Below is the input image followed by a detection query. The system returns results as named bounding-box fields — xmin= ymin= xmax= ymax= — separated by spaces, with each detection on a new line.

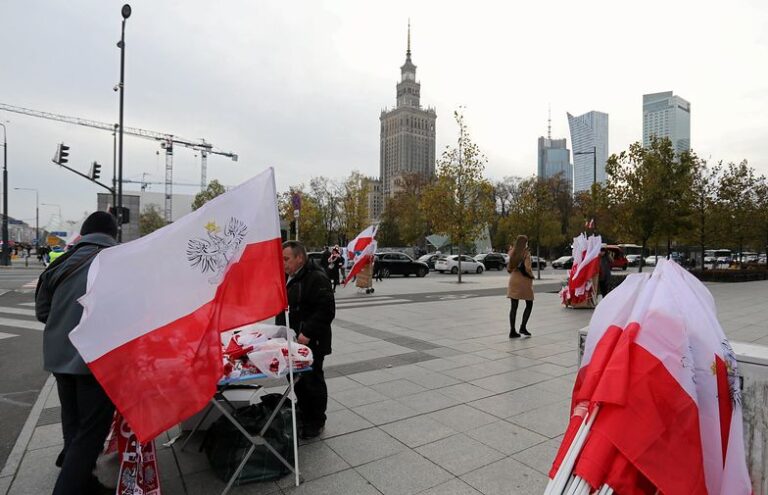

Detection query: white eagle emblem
xmin=186 ymin=217 xmax=248 ymax=283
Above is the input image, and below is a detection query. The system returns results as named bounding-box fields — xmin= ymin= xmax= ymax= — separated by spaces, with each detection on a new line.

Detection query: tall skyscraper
xmin=537 ymin=137 xmax=572 ymax=185
xmin=567 ymin=111 xmax=609 ymax=194
xmin=379 ymin=23 xmax=436 ymax=198
xmin=643 ymin=91 xmax=691 ymax=154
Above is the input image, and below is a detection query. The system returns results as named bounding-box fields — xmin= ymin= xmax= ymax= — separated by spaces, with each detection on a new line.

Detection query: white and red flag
xmin=549 ymin=260 xmax=751 ymax=494
xmin=343 ymin=225 xmax=377 ymax=285
xmin=560 ymin=234 xmax=601 ymax=306
xmin=70 ymin=168 xmax=287 ymax=442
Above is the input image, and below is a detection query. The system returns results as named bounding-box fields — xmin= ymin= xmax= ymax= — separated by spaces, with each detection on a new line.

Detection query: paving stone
xmin=415 ymin=358 xmax=463 ymax=372
xmin=356 ymin=450 xmax=453 ymax=495
xmin=352 ymin=399 xmax=420 ymax=425
xmin=405 ymin=371 xmax=461 ymax=389
xmin=325 ymin=427 xmax=406 ymax=466
xmin=346 ymin=369 xmax=399 ymax=386
xmin=469 ymin=387 xmax=562 ymax=419
xmin=461 ymin=457 xmax=548 ymax=495
xmin=321 ymin=409 xmax=374 ymax=438
xmin=508 ymin=400 xmax=571 ymax=438
xmin=436 ymin=383 xmax=497 ymax=402
xmin=380 ymin=415 xmax=457 ymax=448
xmin=512 ymin=437 xmax=562 ymax=475
xmin=183 ymin=470 xmax=281 ymax=494
xmin=332 ymin=387 xmax=390 ymax=408
xmin=370 ymin=379 xmax=429 ymax=398
xmin=469 ymin=372 xmax=526 ymax=394
xmin=27 ymin=423 xmax=63 ymax=451
xmin=465 ymin=420 xmax=549 ymax=455
xmin=415 ymin=478 xmax=483 ymax=495
xmin=8 ymin=445 xmax=59 ymax=495
xmin=426 ymin=404 xmax=498 ymax=432
xmin=281 ymin=468 xmax=381 ymax=495
xmin=326 ymin=376 xmax=365 ymax=393
xmin=395 ymin=390 xmax=461 ymax=414
xmin=415 ymin=433 xmax=505 ymax=476
xmin=277 ymin=441 xmax=350 ymax=487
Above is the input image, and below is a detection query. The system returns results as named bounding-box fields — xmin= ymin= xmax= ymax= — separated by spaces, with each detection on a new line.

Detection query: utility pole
xmin=0 ymin=122 xmax=8 ymax=266
xmin=117 ymin=4 xmax=131 ymax=241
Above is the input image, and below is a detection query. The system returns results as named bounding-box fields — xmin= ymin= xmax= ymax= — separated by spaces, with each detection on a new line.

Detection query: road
xmin=0 ymin=268 xmax=47 ymax=471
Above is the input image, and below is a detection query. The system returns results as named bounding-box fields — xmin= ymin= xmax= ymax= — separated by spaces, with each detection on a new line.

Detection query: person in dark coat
xmin=35 ymin=211 xmax=119 ymax=495
xmin=327 ymin=246 xmax=344 ymax=292
xmin=598 ymin=246 xmax=613 ymax=299
xmin=276 ymin=240 xmax=335 ymax=439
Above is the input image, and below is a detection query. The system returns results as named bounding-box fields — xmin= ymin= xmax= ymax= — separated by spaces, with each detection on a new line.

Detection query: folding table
xmin=181 ymin=366 xmax=310 ymax=494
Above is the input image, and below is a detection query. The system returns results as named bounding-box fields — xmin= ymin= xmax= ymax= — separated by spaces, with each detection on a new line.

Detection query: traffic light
xmin=53 ymin=143 xmax=70 ymax=165
xmin=90 ymin=161 xmax=102 ymax=180
xmin=109 ymin=206 xmax=130 ymax=224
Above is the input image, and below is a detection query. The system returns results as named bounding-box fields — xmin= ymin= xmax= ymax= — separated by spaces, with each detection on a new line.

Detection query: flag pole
xmin=285 ymin=323 xmax=300 ymax=487
xmin=545 ymin=404 xmax=600 ymax=495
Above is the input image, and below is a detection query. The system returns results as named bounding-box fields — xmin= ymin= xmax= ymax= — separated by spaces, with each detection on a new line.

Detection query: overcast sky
xmin=2 ymin=0 xmax=767 ymax=229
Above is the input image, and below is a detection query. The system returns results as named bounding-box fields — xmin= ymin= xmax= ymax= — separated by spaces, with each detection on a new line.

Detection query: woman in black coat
xmin=327 ymin=246 xmax=345 ymax=292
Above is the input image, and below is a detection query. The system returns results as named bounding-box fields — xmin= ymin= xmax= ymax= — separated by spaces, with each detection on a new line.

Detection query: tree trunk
xmin=536 ymin=242 xmax=541 ymax=280
xmin=457 ymin=242 xmax=463 ymax=283
xmin=667 ymin=236 xmax=671 ymax=260
xmin=639 ymin=239 xmax=647 ymax=273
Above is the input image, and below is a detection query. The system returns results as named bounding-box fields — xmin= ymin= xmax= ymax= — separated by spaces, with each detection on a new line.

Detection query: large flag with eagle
xmin=344 ymin=225 xmax=377 ymax=285
xmin=70 ymin=168 xmax=287 ymax=442
xmin=546 ymin=259 xmax=751 ymax=494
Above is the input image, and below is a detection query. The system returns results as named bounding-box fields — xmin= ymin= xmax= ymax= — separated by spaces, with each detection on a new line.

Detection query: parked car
xmin=605 ymin=245 xmax=628 ymax=270
xmin=417 ymin=253 xmax=444 ymax=270
xmin=552 ymin=256 xmax=573 ymax=269
xmin=644 ymin=255 xmax=659 ymax=267
xmin=374 ymin=252 xmax=429 ymax=277
xmin=530 ymin=256 xmax=547 ymax=269
xmin=626 ymin=254 xmax=642 ymax=267
xmin=474 ymin=253 xmax=507 ymax=270
xmin=435 ymin=255 xmax=485 ymax=274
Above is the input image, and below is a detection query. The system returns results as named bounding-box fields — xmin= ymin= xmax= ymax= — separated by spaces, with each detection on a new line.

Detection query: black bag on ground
xmin=203 ymin=393 xmax=294 ymax=484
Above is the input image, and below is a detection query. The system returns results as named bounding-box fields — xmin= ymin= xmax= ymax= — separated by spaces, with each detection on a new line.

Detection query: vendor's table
xmin=181 ymin=368 xmax=311 ymax=494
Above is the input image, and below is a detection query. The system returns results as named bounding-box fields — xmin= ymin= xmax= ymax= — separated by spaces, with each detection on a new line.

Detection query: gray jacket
xmin=35 ymin=233 xmax=117 ymax=374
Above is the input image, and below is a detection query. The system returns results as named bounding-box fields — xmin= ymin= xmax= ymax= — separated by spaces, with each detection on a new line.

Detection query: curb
xmin=0 ymin=374 xmax=55 ymax=494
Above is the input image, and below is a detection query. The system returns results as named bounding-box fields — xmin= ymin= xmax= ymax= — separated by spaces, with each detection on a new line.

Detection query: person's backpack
xmin=203 ymin=393 xmax=294 ymax=484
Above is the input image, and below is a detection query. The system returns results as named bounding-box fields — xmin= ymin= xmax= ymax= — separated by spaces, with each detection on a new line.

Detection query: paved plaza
xmin=3 ymin=270 xmax=767 ymax=494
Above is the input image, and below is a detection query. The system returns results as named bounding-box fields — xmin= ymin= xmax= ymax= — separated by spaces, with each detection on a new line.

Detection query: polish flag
xmin=343 ymin=225 xmax=377 ymax=285
xmin=70 ymin=168 xmax=287 ymax=442
xmin=562 ymin=234 xmax=601 ymax=305
xmin=550 ymin=260 xmax=751 ymax=494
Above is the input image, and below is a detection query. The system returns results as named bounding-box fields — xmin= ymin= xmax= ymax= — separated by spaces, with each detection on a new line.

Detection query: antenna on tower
xmin=407 ymin=18 xmax=411 ymax=58
xmin=547 ymin=103 xmax=552 ymax=140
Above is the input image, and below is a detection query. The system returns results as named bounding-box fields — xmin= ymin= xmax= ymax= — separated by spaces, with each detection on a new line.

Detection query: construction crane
xmin=0 ymin=103 xmax=238 ymax=222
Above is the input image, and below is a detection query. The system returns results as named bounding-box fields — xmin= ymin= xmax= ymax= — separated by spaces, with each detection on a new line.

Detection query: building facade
xmin=537 ymin=137 xmax=572 ymax=185
xmin=379 ymin=25 xmax=436 ymax=199
xmin=643 ymin=91 xmax=691 ymax=155
xmin=567 ymin=111 xmax=609 ymax=194
xmin=364 ymin=177 xmax=383 ymax=222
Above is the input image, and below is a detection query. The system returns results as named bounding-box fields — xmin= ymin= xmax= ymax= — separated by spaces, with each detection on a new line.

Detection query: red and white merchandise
xmin=221 ymin=324 xmax=313 ymax=379
xmin=344 ymin=225 xmax=377 ymax=285
xmin=70 ymin=168 xmax=287 ymax=443
xmin=560 ymin=234 xmax=601 ymax=308
xmin=112 ymin=413 xmax=161 ymax=495
xmin=547 ymin=260 xmax=752 ymax=495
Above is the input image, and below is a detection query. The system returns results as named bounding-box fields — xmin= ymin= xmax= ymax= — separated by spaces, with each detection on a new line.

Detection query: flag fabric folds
xmin=343 ymin=225 xmax=377 ymax=285
xmin=560 ymin=234 xmax=601 ymax=307
xmin=549 ymin=259 xmax=752 ymax=494
xmin=70 ymin=168 xmax=287 ymax=442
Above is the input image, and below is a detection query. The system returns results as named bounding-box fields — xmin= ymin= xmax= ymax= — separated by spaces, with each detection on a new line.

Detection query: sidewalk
xmin=3 ymin=277 xmax=767 ymax=494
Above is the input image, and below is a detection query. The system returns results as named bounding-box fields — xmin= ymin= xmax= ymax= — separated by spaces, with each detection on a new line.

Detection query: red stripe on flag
xmin=715 ymin=355 xmax=733 ymax=467
xmin=88 ymin=238 xmax=286 ymax=442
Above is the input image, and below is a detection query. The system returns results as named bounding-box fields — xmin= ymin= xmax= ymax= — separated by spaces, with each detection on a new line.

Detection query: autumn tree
xmin=421 ymin=111 xmax=494 ymax=282
xmin=686 ymin=160 xmax=721 ymax=268
xmin=139 ymin=204 xmax=166 ymax=236
xmin=605 ymin=138 xmax=688 ymax=272
xmin=192 ymin=180 xmax=226 ymax=210
xmin=278 ymin=187 xmax=326 ymax=249
xmin=754 ymin=175 xmax=768 ymax=256
xmin=338 ymin=171 xmax=370 ymax=243
xmin=716 ymin=160 xmax=758 ymax=261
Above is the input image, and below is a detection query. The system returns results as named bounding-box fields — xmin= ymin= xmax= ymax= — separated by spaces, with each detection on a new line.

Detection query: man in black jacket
xmin=36 ymin=211 xmax=118 ymax=495
xmin=276 ymin=241 xmax=335 ymax=439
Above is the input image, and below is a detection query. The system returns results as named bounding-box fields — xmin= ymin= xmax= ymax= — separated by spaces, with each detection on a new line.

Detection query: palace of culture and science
xmin=367 ymin=24 xmax=436 ymax=221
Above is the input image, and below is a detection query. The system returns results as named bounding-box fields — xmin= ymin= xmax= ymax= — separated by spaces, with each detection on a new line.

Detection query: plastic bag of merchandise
xmin=247 ymin=339 xmax=313 ymax=378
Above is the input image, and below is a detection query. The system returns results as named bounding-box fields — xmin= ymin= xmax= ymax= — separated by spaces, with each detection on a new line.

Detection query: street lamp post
xmin=0 ymin=122 xmax=8 ymax=266
xmin=116 ymin=4 xmax=131 ymax=243
xmin=14 ymin=187 xmax=38 ymax=250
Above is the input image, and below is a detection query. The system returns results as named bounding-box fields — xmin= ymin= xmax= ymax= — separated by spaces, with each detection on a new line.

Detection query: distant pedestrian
xmin=35 ymin=211 xmax=119 ymax=495
xmin=327 ymin=246 xmax=344 ymax=292
xmin=598 ymin=245 xmax=612 ymax=299
xmin=507 ymin=235 xmax=535 ymax=339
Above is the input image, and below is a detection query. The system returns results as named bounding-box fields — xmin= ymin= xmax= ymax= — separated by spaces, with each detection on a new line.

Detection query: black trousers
xmin=509 ymin=299 xmax=533 ymax=331
xmin=294 ymin=354 xmax=327 ymax=427
xmin=53 ymin=373 xmax=115 ymax=495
